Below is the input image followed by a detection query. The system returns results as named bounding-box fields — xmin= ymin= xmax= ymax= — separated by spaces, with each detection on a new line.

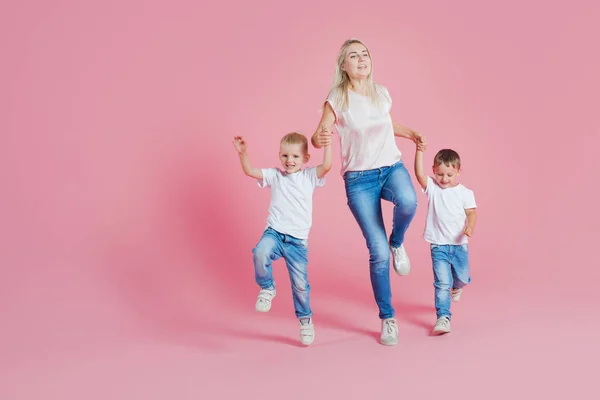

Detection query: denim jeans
xmin=252 ymin=227 xmax=311 ymax=318
xmin=344 ymin=160 xmax=418 ymax=319
xmin=431 ymin=244 xmax=470 ymax=319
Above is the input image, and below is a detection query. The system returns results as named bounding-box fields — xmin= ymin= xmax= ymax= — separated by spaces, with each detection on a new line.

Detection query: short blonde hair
xmin=280 ymin=132 xmax=308 ymax=154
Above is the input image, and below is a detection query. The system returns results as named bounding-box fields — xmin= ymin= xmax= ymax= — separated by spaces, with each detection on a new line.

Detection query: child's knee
xmin=292 ymin=280 xmax=310 ymax=293
xmin=252 ymin=246 xmax=271 ymax=264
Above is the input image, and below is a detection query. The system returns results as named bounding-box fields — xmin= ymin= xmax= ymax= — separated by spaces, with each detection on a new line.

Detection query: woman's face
xmin=342 ymin=42 xmax=371 ymax=79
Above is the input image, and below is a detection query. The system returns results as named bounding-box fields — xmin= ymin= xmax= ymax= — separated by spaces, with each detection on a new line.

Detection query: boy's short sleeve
xmin=463 ymin=188 xmax=477 ymax=209
xmin=308 ymin=167 xmax=326 ymax=188
xmin=257 ymin=168 xmax=277 ymax=188
xmin=423 ymin=176 xmax=434 ymax=195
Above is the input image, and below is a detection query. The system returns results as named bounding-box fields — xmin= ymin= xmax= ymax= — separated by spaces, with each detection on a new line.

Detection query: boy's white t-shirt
xmin=257 ymin=167 xmax=325 ymax=240
xmin=423 ymin=176 xmax=477 ymax=245
xmin=326 ymin=85 xmax=402 ymax=175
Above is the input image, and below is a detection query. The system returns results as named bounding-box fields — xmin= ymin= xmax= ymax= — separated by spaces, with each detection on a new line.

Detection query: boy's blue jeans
xmin=344 ymin=160 xmax=418 ymax=320
xmin=431 ymin=244 xmax=471 ymax=319
xmin=252 ymin=227 xmax=311 ymax=319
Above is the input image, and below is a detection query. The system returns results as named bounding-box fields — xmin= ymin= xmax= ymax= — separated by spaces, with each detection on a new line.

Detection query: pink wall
xmin=2 ymin=0 xmax=598 ymax=398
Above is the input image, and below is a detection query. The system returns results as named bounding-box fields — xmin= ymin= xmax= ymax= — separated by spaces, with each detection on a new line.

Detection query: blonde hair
xmin=327 ymin=38 xmax=382 ymax=111
xmin=280 ymin=132 xmax=308 ymax=154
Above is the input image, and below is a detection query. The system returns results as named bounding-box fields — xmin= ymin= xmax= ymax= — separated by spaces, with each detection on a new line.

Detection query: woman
xmin=311 ymin=38 xmax=426 ymax=346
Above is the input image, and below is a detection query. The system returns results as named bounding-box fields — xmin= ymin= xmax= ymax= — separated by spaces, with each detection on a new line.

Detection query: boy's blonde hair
xmin=433 ymin=149 xmax=461 ymax=170
xmin=280 ymin=132 xmax=308 ymax=154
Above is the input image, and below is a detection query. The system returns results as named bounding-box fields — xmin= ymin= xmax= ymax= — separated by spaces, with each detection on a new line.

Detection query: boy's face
xmin=279 ymin=143 xmax=309 ymax=174
xmin=432 ymin=162 xmax=460 ymax=188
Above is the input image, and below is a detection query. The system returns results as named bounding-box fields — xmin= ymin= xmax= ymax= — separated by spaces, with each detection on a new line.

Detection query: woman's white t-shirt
xmin=326 ymin=85 xmax=402 ymax=175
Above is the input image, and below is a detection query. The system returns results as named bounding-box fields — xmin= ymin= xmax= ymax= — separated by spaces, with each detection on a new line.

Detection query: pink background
xmin=1 ymin=0 xmax=598 ymax=398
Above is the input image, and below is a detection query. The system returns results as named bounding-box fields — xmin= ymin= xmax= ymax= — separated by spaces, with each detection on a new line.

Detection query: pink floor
xmin=1 ymin=218 xmax=596 ymax=399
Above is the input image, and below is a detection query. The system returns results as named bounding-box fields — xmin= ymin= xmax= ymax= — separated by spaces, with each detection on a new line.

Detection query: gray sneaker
xmin=432 ymin=317 xmax=451 ymax=335
xmin=380 ymin=318 xmax=399 ymax=345
xmin=255 ymin=288 xmax=276 ymax=312
xmin=390 ymin=244 xmax=410 ymax=276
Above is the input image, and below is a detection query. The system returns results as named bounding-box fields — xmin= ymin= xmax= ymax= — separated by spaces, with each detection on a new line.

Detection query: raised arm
xmin=414 ymin=143 xmax=428 ymax=190
xmin=311 ymin=102 xmax=335 ymax=149
xmin=316 ymin=144 xmax=332 ymax=179
xmin=232 ymin=136 xmax=263 ymax=180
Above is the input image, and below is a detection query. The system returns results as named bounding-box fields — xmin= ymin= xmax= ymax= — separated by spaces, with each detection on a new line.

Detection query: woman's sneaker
xmin=390 ymin=244 xmax=410 ymax=275
xmin=255 ymin=288 xmax=276 ymax=312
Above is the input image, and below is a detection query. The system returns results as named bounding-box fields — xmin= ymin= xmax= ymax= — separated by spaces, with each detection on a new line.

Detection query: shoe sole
xmin=393 ymin=267 xmax=410 ymax=276
xmin=380 ymin=338 xmax=398 ymax=346
xmin=432 ymin=328 xmax=451 ymax=335
xmin=301 ymin=332 xmax=315 ymax=346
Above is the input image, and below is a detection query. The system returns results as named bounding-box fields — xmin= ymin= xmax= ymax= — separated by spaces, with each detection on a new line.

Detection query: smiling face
xmin=432 ymin=162 xmax=460 ymax=188
xmin=279 ymin=143 xmax=308 ymax=174
xmin=341 ymin=42 xmax=372 ymax=80
xmin=432 ymin=149 xmax=462 ymax=188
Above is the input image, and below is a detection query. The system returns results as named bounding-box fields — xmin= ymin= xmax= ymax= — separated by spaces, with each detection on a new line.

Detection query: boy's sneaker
xmin=451 ymin=288 xmax=463 ymax=302
xmin=380 ymin=318 xmax=399 ymax=346
xmin=299 ymin=318 xmax=315 ymax=346
xmin=255 ymin=288 xmax=276 ymax=312
xmin=432 ymin=317 xmax=451 ymax=335
xmin=390 ymin=244 xmax=410 ymax=276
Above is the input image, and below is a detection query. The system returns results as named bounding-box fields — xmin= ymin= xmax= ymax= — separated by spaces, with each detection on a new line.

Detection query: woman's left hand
xmin=412 ymin=131 xmax=427 ymax=149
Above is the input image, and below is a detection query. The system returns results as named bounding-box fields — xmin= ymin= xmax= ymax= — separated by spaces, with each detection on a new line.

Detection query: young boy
xmin=232 ymin=132 xmax=332 ymax=345
xmin=414 ymin=144 xmax=477 ymax=335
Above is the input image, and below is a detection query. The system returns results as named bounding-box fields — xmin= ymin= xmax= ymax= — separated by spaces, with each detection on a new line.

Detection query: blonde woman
xmin=311 ymin=39 xmax=426 ymax=346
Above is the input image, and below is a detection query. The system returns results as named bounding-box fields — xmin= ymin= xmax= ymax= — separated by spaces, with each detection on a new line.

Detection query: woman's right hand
xmin=315 ymin=125 xmax=333 ymax=147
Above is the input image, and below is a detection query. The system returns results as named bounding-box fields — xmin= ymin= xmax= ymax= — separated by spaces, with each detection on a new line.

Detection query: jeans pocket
xmin=343 ymin=171 xmax=362 ymax=183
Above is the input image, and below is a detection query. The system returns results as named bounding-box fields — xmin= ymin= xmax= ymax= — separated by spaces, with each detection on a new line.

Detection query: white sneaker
xmin=255 ymin=288 xmax=276 ymax=312
xmin=390 ymin=244 xmax=410 ymax=275
xmin=451 ymin=288 xmax=463 ymax=302
xmin=380 ymin=318 xmax=398 ymax=345
xmin=299 ymin=318 xmax=315 ymax=346
xmin=432 ymin=317 xmax=451 ymax=335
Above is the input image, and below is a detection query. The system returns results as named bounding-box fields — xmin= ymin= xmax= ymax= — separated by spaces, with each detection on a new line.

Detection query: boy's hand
xmin=232 ymin=136 xmax=247 ymax=154
xmin=315 ymin=125 xmax=332 ymax=147
xmin=412 ymin=132 xmax=427 ymax=148
xmin=463 ymin=226 xmax=474 ymax=237
xmin=416 ymin=141 xmax=427 ymax=152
